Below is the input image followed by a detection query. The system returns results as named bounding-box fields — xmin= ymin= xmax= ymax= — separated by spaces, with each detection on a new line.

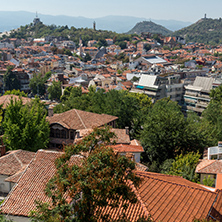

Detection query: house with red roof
xmin=1 ymin=151 xmax=222 ymax=221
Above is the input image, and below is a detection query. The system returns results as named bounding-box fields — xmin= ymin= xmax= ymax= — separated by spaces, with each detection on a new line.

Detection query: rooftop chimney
xmin=0 ymin=137 xmax=6 ymax=157
xmin=125 ymin=126 xmax=129 ymax=135
xmin=76 ymin=130 xmax=80 ymax=138
xmin=48 ymin=105 xmax=54 ymax=117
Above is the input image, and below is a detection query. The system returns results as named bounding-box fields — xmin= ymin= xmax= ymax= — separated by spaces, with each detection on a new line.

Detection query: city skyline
xmin=1 ymin=0 xmax=222 ymax=23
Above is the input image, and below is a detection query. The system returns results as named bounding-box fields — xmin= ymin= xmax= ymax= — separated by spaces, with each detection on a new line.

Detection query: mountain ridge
xmin=173 ymin=17 xmax=222 ymax=44
xmin=127 ymin=21 xmax=172 ymax=36
xmin=0 ymin=11 xmax=191 ymax=33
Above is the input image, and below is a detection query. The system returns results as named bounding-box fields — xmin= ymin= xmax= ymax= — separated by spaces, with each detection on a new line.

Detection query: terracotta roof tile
xmin=110 ymin=144 xmax=144 ymax=153
xmin=0 ymin=150 xmax=83 ymax=217
xmin=0 ymin=150 xmax=35 ymax=176
xmin=196 ymin=160 xmax=222 ymax=174
xmin=47 ymin=109 xmax=118 ymax=130
xmin=0 ymin=95 xmax=32 ymax=109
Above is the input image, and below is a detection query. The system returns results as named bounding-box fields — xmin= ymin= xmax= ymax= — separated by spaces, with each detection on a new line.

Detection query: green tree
xmin=202 ymin=175 xmax=215 ymax=187
xmin=29 ymin=126 xmax=141 ymax=222
xmin=60 ymin=86 xmax=82 ymax=102
xmin=4 ymin=89 xmax=27 ymax=97
xmin=29 ymin=73 xmax=46 ymax=96
xmin=47 ymin=81 xmax=62 ymax=101
xmin=144 ymin=44 xmax=151 ymax=51
xmin=0 ymin=215 xmax=12 ymax=222
xmin=3 ymin=66 xmax=20 ymax=91
xmin=168 ymin=152 xmax=200 ymax=183
xmin=117 ymin=41 xmax=127 ymax=49
xmin=2 ymin=97 xmax=50 ymax=152
xmin=82 ymin=53 xmax=91 ymax=62
xmin=140 ymin=98 xmax=204 ymax=166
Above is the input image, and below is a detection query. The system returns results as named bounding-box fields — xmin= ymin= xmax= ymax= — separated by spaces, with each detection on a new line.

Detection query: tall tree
xmin=47 ymin=80 xmax=62 ymax=101
xmin=29 ymin=73 xmax=46 ymax=96
xmin=30 ymin=127 xmax=141 ymax=222
xmin=3 ymin=66 xmax=20 ymax=91
xmin=168 ymin=152 xmax=201 ymax=183
xmin=140 ymin=98 xmax=205 ymax=166
xmin=2 ymin=97 xmax=50 ymax=152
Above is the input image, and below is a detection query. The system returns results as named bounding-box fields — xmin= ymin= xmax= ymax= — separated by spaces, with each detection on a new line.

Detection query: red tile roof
xmin=0 ymin=150 xmax=35 ymax=176
xmin=0 ymin=95 xmax=32 ymax=109
xmin=47 ymin=109 xmax=118 ymax=130
xmin=98 ymin=171 xmax=219 ymax=221
xmin=196 ymin=159 xmax=222 ymax=174
xmin=0 ymin=150 xmax=83 ymax=217
xmin=1 ymin=151 xmax=221 ymax=221
xmin=110 ymin=144 xmax=144 ymax=153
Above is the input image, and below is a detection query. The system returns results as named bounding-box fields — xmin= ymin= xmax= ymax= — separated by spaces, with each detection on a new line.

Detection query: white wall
xmin=4 ymin=215 xmax=31 ymax=222
xmin=0 ymin=174 xmax=10 ymax=194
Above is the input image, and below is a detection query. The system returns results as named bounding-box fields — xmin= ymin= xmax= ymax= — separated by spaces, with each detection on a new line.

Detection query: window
xmin=56 ymin=129 xmax=60 ymax=138
xmin=50 ymin=129 xmax=55 ymax=137
xmin=61 ymin=130 xmax=66 ymax=139
xmin=70 ymin=131 xmax=74 ymax=140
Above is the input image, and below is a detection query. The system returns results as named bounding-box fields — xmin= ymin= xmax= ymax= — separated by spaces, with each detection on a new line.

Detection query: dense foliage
xmin=3 ymin=66 xmax=20 ymax=91
xmin=6 ymin=23 xmax=135 ymax=47
xmin=173 ymin=18 xmax=222 ymax=44
xmin=55 ymin=87 xmax=152 ymax=136
xmin=4 ymin=89 xmax=27 ymax=97
xmin=127 ymin=21 xmax=172 ymax=36
xmin=140 ymin=98 xmax=205 ymax=167
xmin=30 ymin=126 xmax=142 ymax=222
xmin=29 ymin=71 xmax=51 ymax=96
xmin=2 ymin=97 xmax=50 ymax=152
xmin=167 ymin=152 xmax=201 ymax=183
xmin=47 ymin=80 xmax=62 ymax=101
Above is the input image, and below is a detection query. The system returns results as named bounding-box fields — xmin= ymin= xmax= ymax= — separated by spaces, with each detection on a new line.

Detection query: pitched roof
xmin=110 ymin=144 xmax=144 ymax=153
xmin=0 ymin=95 xmax=32 ymax=109
xmin=98 ymin=171 xmax=219 ymax=221
xmin=0 ymin=150 xmax=83 ymax=217
xmin=135 ymin=171 xmax=217 ymax=222
xmin=1 ymin=154 xmax=220 ymax=221
xmin=47 ymin=109 xmax=118 ymax=130
xmin=0 ymin=150 xmax=35 ymax=176
xmin=196 ymin=159 xmax=222 ymax=174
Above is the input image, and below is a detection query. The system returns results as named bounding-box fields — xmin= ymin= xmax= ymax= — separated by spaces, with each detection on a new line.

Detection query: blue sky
xmin=1 ymin=0 xmax=222 ymax=22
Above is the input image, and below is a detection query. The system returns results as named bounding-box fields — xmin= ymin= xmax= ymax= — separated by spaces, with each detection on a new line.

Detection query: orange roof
xmin=111 ymin=144 xmax=144 ymax=153
xmin=0 ymin=95 xmax=32 ymax=109
xmin=47 ymin=109 xmax=118 ymax=130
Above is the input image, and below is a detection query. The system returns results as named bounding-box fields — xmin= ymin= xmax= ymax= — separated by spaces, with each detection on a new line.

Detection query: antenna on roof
xmin=36 ymin=11 xmax=38 ymax=18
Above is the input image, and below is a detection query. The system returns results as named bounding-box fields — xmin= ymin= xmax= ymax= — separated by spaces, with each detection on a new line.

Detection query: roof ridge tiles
xmin=136 ymin=171 xmax=215 ymax=193
xmin=128 ymin=180 xmax=152 ymax=220
xmin=0 ymin=151 xmax=38 ymax=210
xmin=196 ymin=160 xmax=217 ymax=172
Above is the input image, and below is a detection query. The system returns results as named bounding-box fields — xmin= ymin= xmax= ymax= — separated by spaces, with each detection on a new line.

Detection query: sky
xmin=1 ymin=0 xmax=222 ymax=22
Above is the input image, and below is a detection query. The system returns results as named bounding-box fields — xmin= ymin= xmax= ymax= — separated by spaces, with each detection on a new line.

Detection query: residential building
xmin=2 ymin=153 xmax=222 ymax=222
xmin=47 ymin=109 xmax=118 ymax=149
xmin=131 ymin=74 xmax=184 ymax=104
xmin=0 ymin=150 xmax=35 ymax=195
xmin=183 ymin=76 xmax=221 ymax=114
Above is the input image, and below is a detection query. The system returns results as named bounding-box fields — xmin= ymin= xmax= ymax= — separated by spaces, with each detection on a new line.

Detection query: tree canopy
xmin=30 ymin=126 xmax=142 ymax=222
xmin=3 ymin=66 xmax=20 ymax=91
xmin=54 ymin=88 xmax=152 ymax=136
xmin=2 ymin=97 xmax=50 ymax=152
xmin=140 ymin=98 xmax=205 ymax=166
xmin=47 ymin=80 xmax=62 ymax=101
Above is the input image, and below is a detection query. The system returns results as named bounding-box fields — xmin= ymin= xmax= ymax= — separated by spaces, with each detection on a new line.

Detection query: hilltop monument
xmin=33 ymin=12 xmax=41 ymax=26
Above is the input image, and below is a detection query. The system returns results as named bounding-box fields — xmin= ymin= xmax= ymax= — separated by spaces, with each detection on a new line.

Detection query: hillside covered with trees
xmin=3 ymin=23 xmax=136 ymax=46
xmin=127 ymin=21 xmax=172 ymax=36
xmin=173 ymin=18 xmax=222 ymax=45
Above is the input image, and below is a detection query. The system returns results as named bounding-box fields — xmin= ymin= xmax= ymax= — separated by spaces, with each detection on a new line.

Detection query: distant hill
xmin=127 ymin=21 xmax=172 ymax=36
xmin=173 ymin=18 xmax=222 ymax=44
xmin=0 ymin=11 xmax=191 ymax=33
